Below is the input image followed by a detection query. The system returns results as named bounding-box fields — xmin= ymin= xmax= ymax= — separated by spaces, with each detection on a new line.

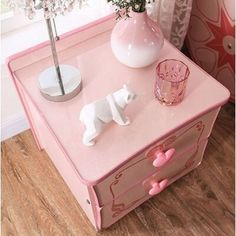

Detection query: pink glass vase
xmin=111 ymin=10 xmax=164 ymax=68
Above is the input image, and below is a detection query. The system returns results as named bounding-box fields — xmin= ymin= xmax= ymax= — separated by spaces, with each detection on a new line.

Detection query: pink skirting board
xmin=7 ymin=14 xmax=230 ymax=230
xmin=186 ymin=0 xmax=235 ymax=102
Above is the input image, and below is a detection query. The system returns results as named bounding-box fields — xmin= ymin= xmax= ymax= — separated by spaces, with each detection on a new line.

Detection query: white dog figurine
xmin=80 ymin=85 xmax=136 ymax=146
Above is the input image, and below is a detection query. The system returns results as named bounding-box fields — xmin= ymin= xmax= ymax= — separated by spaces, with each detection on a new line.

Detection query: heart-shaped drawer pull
xmin=153 ymin=148 xmax=175 ymax=168
xmin=148 ymin=179 xmax=168 ymax=196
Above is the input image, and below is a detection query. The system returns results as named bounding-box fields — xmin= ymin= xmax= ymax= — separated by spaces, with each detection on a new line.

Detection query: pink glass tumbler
xmin=154 ymin=59 xmax=190 ymax=105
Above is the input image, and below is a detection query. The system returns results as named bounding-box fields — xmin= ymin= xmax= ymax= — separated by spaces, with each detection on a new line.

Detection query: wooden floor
xmin=2 ymin=103 xmax=235 ymax=236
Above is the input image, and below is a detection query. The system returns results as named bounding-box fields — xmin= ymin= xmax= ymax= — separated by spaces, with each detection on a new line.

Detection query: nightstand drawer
xmin=94 ymin=109 xmax=218 ymax=206
xmin=100 ymin=139 xmax=208 ymax=228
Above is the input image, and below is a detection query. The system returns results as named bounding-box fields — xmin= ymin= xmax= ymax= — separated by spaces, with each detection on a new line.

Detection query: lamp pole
xmin=46 ymin=17 xmax=65 ymax=95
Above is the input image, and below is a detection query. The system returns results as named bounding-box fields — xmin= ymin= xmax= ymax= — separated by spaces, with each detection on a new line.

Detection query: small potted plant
xmin=109 ymin=0 xmax=164 ymax=68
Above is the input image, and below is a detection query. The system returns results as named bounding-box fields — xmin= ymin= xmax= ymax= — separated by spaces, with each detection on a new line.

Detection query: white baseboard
xmin=1 ymin=113 xmax=29 ymax=141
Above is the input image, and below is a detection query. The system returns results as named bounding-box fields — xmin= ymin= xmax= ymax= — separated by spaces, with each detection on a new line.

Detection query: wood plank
xmin=2 ymin=103 xmax=235 ymax=236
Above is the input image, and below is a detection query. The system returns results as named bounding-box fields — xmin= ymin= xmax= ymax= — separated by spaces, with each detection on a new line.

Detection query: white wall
xmin=2 ymin=65 xmax=23 ymax=118
xmin=1 ymin=64 xmax=29 ymax=141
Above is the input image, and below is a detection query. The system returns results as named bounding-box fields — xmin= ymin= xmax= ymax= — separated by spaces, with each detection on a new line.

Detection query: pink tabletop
xmin=12 ymin=17 xmax=230 ymax=184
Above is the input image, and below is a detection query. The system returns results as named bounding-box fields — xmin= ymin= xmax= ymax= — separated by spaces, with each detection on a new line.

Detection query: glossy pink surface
xmin=8 ymin=14 xmax=230 ymax=186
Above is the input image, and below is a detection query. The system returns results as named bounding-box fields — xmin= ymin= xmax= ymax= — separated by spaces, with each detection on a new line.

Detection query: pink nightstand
xmin=7 ymin=15 xmax=230 ymax=230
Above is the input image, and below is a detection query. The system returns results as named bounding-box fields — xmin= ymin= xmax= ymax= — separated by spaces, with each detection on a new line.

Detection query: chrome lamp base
xmin=38 ymin=64 xmax=82 ymax=102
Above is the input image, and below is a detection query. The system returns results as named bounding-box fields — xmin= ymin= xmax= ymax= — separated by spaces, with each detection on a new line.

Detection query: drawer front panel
xmin=95 ymin=109 xmax=219 ymax=206
xmin=100 ymin=139 xmax=208 ymax=229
